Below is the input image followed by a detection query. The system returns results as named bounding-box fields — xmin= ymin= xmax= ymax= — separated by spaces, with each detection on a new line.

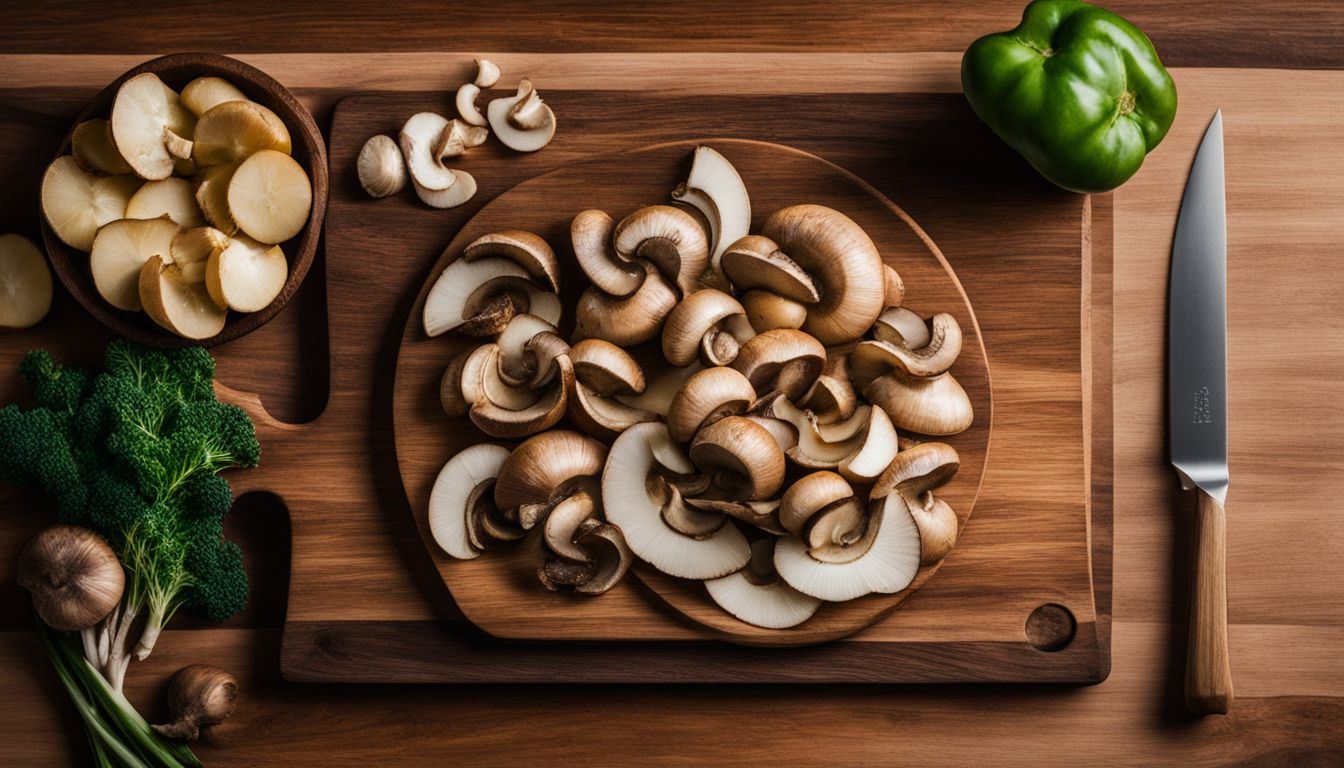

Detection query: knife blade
xmin=1168 ymin=109 xmax=1233 ymax=715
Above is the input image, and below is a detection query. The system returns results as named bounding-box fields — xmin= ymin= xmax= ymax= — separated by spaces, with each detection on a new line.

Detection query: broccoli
xmin=0 ymin=339 xmax=260 ymax=694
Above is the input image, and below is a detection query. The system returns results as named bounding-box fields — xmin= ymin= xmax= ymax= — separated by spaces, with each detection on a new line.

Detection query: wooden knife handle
xmin=1186 ymin=488 xmax=1234 ymax=714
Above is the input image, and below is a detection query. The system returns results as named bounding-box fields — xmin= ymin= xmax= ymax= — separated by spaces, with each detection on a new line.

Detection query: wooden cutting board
xmin=226 ymin=86 xmax=1112 ymax=683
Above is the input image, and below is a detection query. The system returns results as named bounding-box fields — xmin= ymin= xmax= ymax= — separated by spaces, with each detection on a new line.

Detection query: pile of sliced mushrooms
xmin=425 ymin=146 xmax=975 ymax=630
xmin=357 ymin=59 xmax=557 ymax=209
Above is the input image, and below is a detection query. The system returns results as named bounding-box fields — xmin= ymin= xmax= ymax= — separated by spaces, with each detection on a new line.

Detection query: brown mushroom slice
xmin=686 ymin=497 xmax=786 ymax=536
xmin=802 ymin=354 xmax=857 ymax=424
xmin=617 ymin=363 xmax=701 ymax=417
xmin=740 ymin=289 xmax=808 ymax=333
xmin=428 ymin=444 xmax=512 ymax=560
xmin=730 ymin=328 xmax=826 ymax=402
xmin=882 ymin=264 xmax=906 ymax=309
xmin=779 ymin=470 xmax=854 ymax=536
xmin=762 ymin=204 xmax=885 ymax=345
xmin=689 ymin=416 xmax=786 ymax=501
xmin=542 ymin=489 xmax=599 ymax=563
xmin=665 ymin=366 xmax=757 ymax=444
xmin=570 ymin=523 xmax=634 ymax=595
xmin=496 ymin=313 xmax=562 ymax=386
xmin=864 ymin=369 xmax=974 ymax=436
xmin=662 ymin=289 xmax=752 ymax=368
xmin=851 ymin=312 xmax=963 ymax=383
xmin=457 ymin=344 xmax=539 ymax=412
xmin=613 ymin=205 xmax=709 ymax=297
xmin=870 ymin=441 xmax=960 ymax=500
xmin=573 ymin=262 xmax=677 ymax=346
xmin=836 ymin=406 xmax=899 ymax=484
xmin=655 ymin=478 xmax=727 ymax=539
xmin=494 ymin=430 xmax=609 ymax=514
xmin=907 ymin=490 xmax=959 ymax=565
xmin=440 ymin=348 xmax=475 ymax=417
xmin=603 ymin=423 xmax=751 ymax=579
xmin=801 ymin=497 xmax=871 ymax=564
xmin=570 ymin=339 xmax=645 ymax=396
xmin=570 ymin=381 xmax=658 ymax=441
xmin=720 ymin=235 xmax=820 ymax=303
xmin=872 ymin=306 xmax=930 ymax=348
xmin=786 ymin=405 xmax=872 ymax=470
xmin=470 ymin=355 xmax=574 ymax=438
xmin=774 ymin=494 xmax=921 ymax=602
xmin=704 ymin=538 xmax=822 ymax=629
xmin=572 ymin=209 xmax=645 ymax=298
xmin=462 ymin=230 xmax=560 ymax=294
xmin=423 ymin=256 xmax=547 ymax=337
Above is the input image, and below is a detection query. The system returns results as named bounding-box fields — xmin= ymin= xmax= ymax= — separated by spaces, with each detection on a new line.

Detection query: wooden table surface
xmin=2 ymin=1 xmax=1343 ymax=765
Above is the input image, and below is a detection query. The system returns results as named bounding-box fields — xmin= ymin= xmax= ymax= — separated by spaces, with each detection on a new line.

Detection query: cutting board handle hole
xmin=1025 ymin=603 xmax=1076 ymax=652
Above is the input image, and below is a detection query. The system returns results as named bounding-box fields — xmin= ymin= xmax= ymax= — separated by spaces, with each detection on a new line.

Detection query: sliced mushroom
xmin=434 ymin=119 xmax=488 ymax=159
xmin=109 ymin=73 xmax=196 ymax=180
xmin=413 ymin=168 xmax=477 ymax=209
xmin=570 ymin=339 xmax=645 ymax=396
xmin=882 ymin=264 xmax=906 ymax=309
xmin=570 ymin=522 xmax=633 ymax=595
xmin=863 ymin=369 xmax=974 ymax=436
xmin=870 ymin=441 xmax=959 ymax=500
xmin=685 ymin=498 xmax=786 ymax=536
xmin=704 ymin=538 xmax=822 ymax=629
xmin=40 ymin=157 xmax=141 ymax=252
xmin=573 ymin=262 xmax=677 ymax=346
xmin=423 ymin=256 xmax=557 ymax=337
xmin=191 ymin=100 xmax=289 ymax=168
xmin=455 ymin=83 xmax=488 ymax=127
xmin=872 ymin=306 xmax=930 ymax=348
xmin=801 ymin=497 xmax=872 ymax=564
xmin=571 ymin=209 xmax=645 ymax=298
xmin=762 ymin=205 xmax=885 ymax=344
xmin=399 ymin=112 xmax=460 ymax=191
xmin=689 ymin=415 xmax=785 ymax=501
xmin=741 ymin=289 xmax=808 ymax=333
xmin=428 ymin=443 xmax=512 ymax=560
xmin=851 ymin=312 xmax=963 ymax=383
xmin=602 ymin=423 xmax=750 ymax=579
xmin=730 ymin=328 xmax=826 ymax=402
xmin=802 ymin=354 xmax=857 ymax=424
xmin=542 ymin=489 xmax=599 ymax=563
xmin=656 ymin=478 xmax=727 ymax=539
xmin=742 ymin=415 xmax=798 ymax=455
xmin=774 ymin=493 xmax=921 ymax=602
xmin=779 ymin=470 xmax=854 ymax=537
xmin=474 ymin=59 xmax=501 ymax=88
xmin=457 ymin=343 xmax=539 ymax=412
xmin=720 ymin=235 xmax=819 ymax=303
xmin=462 ymin=230 xmax=560 ymax=293
xmin=907 ymin=490 xmax=959 ymax=566
xmin=665 ymin=366 xmax=757 ymax=444
xmin=670 ymin=146 xmax=750 ymax=282
xmin=71 ymin=119 xmax=132 ymax=175
xmin=494 ymin=430 xmax=608 ymax=515
xmin=661 ymin=289 xmax=753 ymax=368
xmin=616 ymin=362 xmax=701 ymax=417
xmin=470 ymin=350 xmax=573 ymax=438
xmin=835 ymin=405 xmax=899 ymax=484
xmin=613 ymin=205 xmax=709 ymax=297
xmin=487 ymin=80 xmax=556 ymax=152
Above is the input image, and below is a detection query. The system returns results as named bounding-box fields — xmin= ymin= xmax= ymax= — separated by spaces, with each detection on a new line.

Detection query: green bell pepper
xmin=961 ymin=0 xmax=1177 ymax=193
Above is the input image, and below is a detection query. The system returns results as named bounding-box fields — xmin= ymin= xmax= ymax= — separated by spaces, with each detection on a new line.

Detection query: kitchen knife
xmin=1169 ymin=109 xmax=1233 ymax=715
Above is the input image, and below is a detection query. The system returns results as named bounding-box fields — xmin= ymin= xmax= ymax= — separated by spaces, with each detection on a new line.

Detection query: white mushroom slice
xmin=788 ymin=405 xmax=871 ymax=469
xmin=139 ymin=254 xmax=225 ymax=340
xmin=40 ymin=157 xmax=141 ymax=252
xmin=71 ymin=119 xmax=132 ymax=175
xmin=435 ymin=119 xmax=489 ymax=158
xmin=774 ymin=494 xmax=921 ymax=602
xmin=570 ymin=381 xmax=659 ymax=441
xmin=429 ymin=444 xmax=511 ymax=560
xmin=604 ymin=423 xmax=751 ymax=580
xmin=864 ymin=369 xmax=974 ymax=436
xmin=458 ymin=344 xmax=540 ymax=411
xmin=802 ymin=354 xmax=857 ymax=424
xmin=193 ymin=163 xmax=238 ymax=234
xmin=571 ymin=339 xmax=645 ymax=396
xmin=191 ymin=100 xmax=290 ymax=168
xmin=423 ymin=256 xmax=532 ymax=337
xmin=617 ymin=362 xmax=702 ymax=417
xmin=705 ymin=542 xmax=822 ymax=629
xmin=110 ymin=73 xmax=194 ymax=180
xmin=836 ymin=406 xmax=899 ymax=484
xmin=455 ymin=83 xmax=488 ymax=128
xmin=874 ymin=307 xmax=929 ymax=347
xmin=0 ymin=234 xmax=53 ymax=329
xmin=573 ymin=263 xmax=677 ymax=346
xmin=474 ymin=58 xmax=501 ymax=88
xmin=852 ymin=312 xmax=963 ymax=384
xmin=227 ymin=149 xmax=312 ymax=244
xmin=90 ymin=217 xmax=179 ymax=311
xmin=571 ymin=209 xmax=645 ymax=298
xmin=205 ymin=235 xmax=288 ymax=313
xmin=413 ymin=170 xmax=477 ymax=209
xmin=463 ymin=230 xmax=560 ymax=293
xmin=742 ymin=415 xmax=798 ymax=454
xmin=180 ymin=76 xmax=249 ymax=117
xmin=670 ymin=146 xmax=750 ymax=281
xmin=399 ymin=112 xmax=458 ymax=191
xmin=613 ymin=205 xmax=709 ymax=297
xmin=487 ymin=80 xmax=556 ymax=152
xmin=126 ymin=177 xmax=206 ymax=228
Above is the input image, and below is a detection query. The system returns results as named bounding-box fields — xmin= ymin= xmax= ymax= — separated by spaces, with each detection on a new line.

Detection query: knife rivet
xmin=1025 ymin=603 xmax=1076 ymax=652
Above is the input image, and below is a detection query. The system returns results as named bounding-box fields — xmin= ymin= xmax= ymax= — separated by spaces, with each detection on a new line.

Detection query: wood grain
xmin=1186 ymin=488 xmax=1233 ymax=714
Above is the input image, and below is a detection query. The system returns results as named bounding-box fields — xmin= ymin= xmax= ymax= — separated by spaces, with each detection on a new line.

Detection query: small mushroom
xmin=665 ymin=366 xmax=757 ymax=444
xmin=773 ymin=493 xmax=921 ymax=602
xmin=802 ymin=354 xmax=857 ymax=424
xmin=661 ymin=289 xmax=754 ymax=368
xmin=487 ymin=80 xmax=556 ymax=152
xmin=704 ymin=537 xmax=822 ymax=629
xmin=689 ymin=415 xmax=786 ymax=501
xmin=730 ymin=328 xmax=826 ymax=402
xmin=870 ymin=441 xmax=960 ymax=501
xmin=613 ymin=205 xmax=709 ymax=297
xmin=740 ymin=289 xmax=808 ymax=333
xmin=455 ymin=83 xmax=488 ymax=128
xmin=542 ymin=489 xmax=600 ymax=563
xmin=761 ymin=204 xmax=885 ymax=345
xmin=720 ymin=235 xmax=819 ymax=304
xmin=573 ymin=262 xmax=677 ymax=346
xmin=399 ymin=112 xmax=463 ymax=192
xmin=494 ymin=430 xmax=608 ymax=515
xmin=779 ymin=470 xmax=854 ymax=537
xmin=567 ymin=340 xmax=657 ymax=440
xmin=602 ymin=423 xmax=750 ymax=579
xmin=357 ymin=135 xmax=406 ymax=198
xmin=495 ymin=313 xmax=563 ymax=386
xmin=572 ymin=209 xmax=646 ymax=298
xmin=428 ymin=443 xmax=512 ymax=560
xmin=670 ymin=146 xmax=751 ymax=283
xmin=462 ymin=230 xmax=560 ymax=293
xmin=882 ymin=264 xmax=906 ymax=309
xmin=863 ymin=369 xmax=974 ymax=436
xmin=851 ymin=312 xmax=963 ymax=383
xmin=474 ymin=58 xmax=501 ymax=88
xmin=469 ymin=344 xmax=573 ymax=438
xmin=801 ymin=497 xmax=872 ymax=564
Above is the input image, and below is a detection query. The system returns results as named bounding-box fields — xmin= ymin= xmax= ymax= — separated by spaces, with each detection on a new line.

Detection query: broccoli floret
xmin=18 ymin=349 xmax=93 ymax=413
xmin=183 ymin=528 xmax=249 ymax=621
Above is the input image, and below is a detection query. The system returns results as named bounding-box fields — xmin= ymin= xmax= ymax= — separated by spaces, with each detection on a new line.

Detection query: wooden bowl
xmin=40 ymin=53 xmax=328 ymax=348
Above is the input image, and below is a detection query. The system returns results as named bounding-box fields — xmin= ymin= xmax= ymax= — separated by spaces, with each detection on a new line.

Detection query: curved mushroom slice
xmin=126 ymin=177 xmax=206 ymax=228
xmin=487 ymin=80 xmax=557 ymax=153
xmin=570 ymin=381 xmax=658 ymax=441
xmin=440 ymin=348 xmax=475 ymax=417
xmin=872 ymin=306 xmax=930 ymax=348
xmin=413 ymin=169 xmax=477 ymax=209
xmin=470 ymin=354 xmax=573 ymax=438
xmin=720 ymin=235 xmax=819 ymax=304
xmin=835 ymin=406 xmax=899 ymax=484
xmin=110 ymin=73 xmax=196 ymax=180
xmin=458 ymin=343 xmax=542 ymax=413
xmin=864 ymin=369 xmax=974 ymax=436
xmin=138 ymin=254 xmax=226 ymax=340
xmin=785 ymin=404 xmax=872 ymax=470
xmin=907 ymin=490 xmax=959 ymax=565
xmin=434 ymin=118 xmax=489 ymax=159
xmin=90 ymin=217 xmax=180 ymax=312
xmin=851 ymin=312 xmax=963 ymax=384
xmin=604 ymin=423 xmax=751 ymax=580
xmin=572 ymin=209 xmax=645 ymax=298
xmin=542 ymin=489 xmax=600 ymax=563
xmin=496 ymin=313 xmax=562 ymax=386
xmin=462 ymin=230 xmax=560 ymax=293
xmin=774 ymin=494 xmax=921 ymax=602
xmin=705 ymin=538 xmax=821 ymax=629
xmin=494 ymin=430 xmax=609 ymax=515
xmin=662 ymin=289 xmax=753 ymax=368
xmin=802 ymin=354 xmax=857 ymax=424
xmin=571 ymin=339 xmax=645 ymax=396
xmin=670 ymin=146 xmax=751 ymax=282
xmin=685 ymin=497 xmax=786 ymax=536
xmin=655 ymin=478 xmax=727 ymax=539
xmin=40 ymin=157 xmax=141 ymax=252
xmin=455 ymin=82 xmax=488 ymax=127
xmin=779 ymin=470 xmax=854 ymax=537
xmin=423 ymin=256 xmax=552 ymax=337
xmin=71 ymin=119 xmax=133 ymax=175
xmin=400 ymin=112 xmax=460 ymax=191
xmin=570 ymin=523 xmax=633 ymax=595
xmin=428 ymin=443 xmax=512 ymax=560
xmin=613 ymin=205 xmax=709 ymax=297
xmin=730 ymin=328 xmax=826 ymax=402
xmin=666 ymin=366 xmax=757 ymax=444
xmin=689 ymin=415 xmax=786 ymax=501
xmin=762 ymin=204 xmax=885 ymax=345
xmin=801 ymin=497 xmax=871 ymax=564
xmin=742 ymin=414 xmax=798 ymax=455
xmin=616 ymin=362 xmax=701 ymax=417
xmin=870 ymin=441 xmax=960 ymax=501
xmin=741 ymin=289 xmax=807 ymax=333
xmin=573 ymin=263 xmax=677 ymax=346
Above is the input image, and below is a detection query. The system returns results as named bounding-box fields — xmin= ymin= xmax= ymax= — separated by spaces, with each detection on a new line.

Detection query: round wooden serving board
xmin=393 ymin=139 xmax=990 ymax=646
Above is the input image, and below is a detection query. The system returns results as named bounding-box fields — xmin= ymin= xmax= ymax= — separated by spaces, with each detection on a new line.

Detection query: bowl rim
xmin=40 ymin=52 xmax=328 ymax=349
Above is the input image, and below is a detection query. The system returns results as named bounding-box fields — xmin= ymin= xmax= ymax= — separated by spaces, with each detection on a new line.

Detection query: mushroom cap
xmin=741 ymin=289 xmax=808 ymax=333
xmin=870 ymin=441 xmax=960 ymax=500
xmin=908 ymin=491 xmax=959 ymax=565
xmin=428 ymin=443 xmax=512 ymax=560
xmin=573 ymin=263 xmax=677 ymax=347
xmin=863 ymin=369 xmax=974 ymax=436
xmin=572 ymin=209 xmax=645 ymax=298
xmin=762 ymin=204 xmax=885 ymax=345
xmin=613 ymin=205 xmax=709 ymax=297
xmin=774 ymin=494 xmax=922 ymax=602
xmin=602 ymin=422 xmax=751 ymax=580
xmin=572 ymin=522 xmax=634 ymax=595
xmin=470 ymin=354 xmax=574 ymax=438
xmin=570 ymin=339 xmax=645 ymax=396
xmin=872 ymin=306 xmax=930 ymax=348
xmin=494 ymin=430 xmax=608 ymax=512
xmin=662 ymin=289 xmax=748 ymax=368
xmin=851 ymin=312 xmax=963 ymax=383
xmin=568 ymin=380 xmax=659 ymax=441
xmin=542 ymin=489 xmax=599 ymax=563
xmin=689 ymin=415 xmax=786 ymax=501
xmin=666 ymin=366 xmax=757 ymax=444
xmin=463 ymin=230 xmax=561 ymax=294
xmin=779 ymin=470 xmax=854 ymax=536
xmin=730 ymin=328 xmax=826 ymax=402
xmin=720 ymin=235 xmax=820 ymax=304
xmin=882 ymin=264 xmax=906 ymax=309
xmin=17 ymin=525 xmax=125 ymax=631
